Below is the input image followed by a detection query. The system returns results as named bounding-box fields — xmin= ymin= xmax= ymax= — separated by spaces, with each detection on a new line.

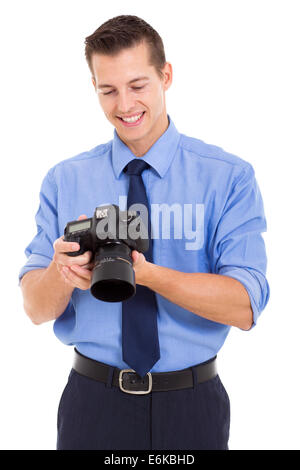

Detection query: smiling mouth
xmin=117 ymin=112 xmax=145 ymax=125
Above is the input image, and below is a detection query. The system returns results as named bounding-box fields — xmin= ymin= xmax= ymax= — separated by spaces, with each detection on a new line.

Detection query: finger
xmin=58 ymin=251 xmax=93 ymax=267
xmin=54 ymin=215 xmax=87 ymax=253
xmin=131 ymin=250 xmax=140 ymax=263
xmin=81 ymin=261 xmax=95 ymax=270
xmin=54 ymin=236 xmax=80 ymax=254
xmin=61 ymin=272 xmax=74 ymax=287
xmin=69 ymin=264 xmax=93 ymax=280
xmin=62 ymin=266 xmax=90 ymax=289
xmin=53 ymin=251 xmax=92 ymax=267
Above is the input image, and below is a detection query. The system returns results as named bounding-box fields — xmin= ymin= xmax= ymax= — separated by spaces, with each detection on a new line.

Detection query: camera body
xmin=63 ymin=204 xmax=149 ymax=302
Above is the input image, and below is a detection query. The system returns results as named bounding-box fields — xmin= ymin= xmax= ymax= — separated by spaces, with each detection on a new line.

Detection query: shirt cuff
xmin=218 ymin=266 xmax=264 ymax=328
xmin=18 ymin=253 xmax=52 ymax=286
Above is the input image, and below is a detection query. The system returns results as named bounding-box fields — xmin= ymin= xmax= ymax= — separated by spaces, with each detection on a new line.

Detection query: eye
xmin=132 ymin=86 xmax=145 ymax=91
xmin=101 ymin=85 xmax=145 ymax=96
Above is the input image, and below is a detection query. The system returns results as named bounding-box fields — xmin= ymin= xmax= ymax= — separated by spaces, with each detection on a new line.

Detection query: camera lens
xmin=90 ymin=243 xmax=135 ymax=302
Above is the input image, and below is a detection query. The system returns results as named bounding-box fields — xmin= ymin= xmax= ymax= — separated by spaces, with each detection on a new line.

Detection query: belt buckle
xmin=119 ymin=369 xmax=153 ymax=395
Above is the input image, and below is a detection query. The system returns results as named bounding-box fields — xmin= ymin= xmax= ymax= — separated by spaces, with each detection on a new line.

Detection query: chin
xmin=123 ymin=132 xmax=146 ymax=144
xmin=118 ymin=123 xmax=147 ymax=137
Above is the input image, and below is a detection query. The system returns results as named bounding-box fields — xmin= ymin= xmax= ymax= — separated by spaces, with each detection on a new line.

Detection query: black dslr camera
xmin=63 ymin=204 xmax=149 ymax=302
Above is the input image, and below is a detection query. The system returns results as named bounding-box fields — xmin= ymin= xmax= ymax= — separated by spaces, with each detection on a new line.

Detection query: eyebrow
xmin=97 ymin=76 xmax=150 ymax=89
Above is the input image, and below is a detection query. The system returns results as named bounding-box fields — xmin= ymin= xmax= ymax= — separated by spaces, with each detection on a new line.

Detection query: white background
xmin=1 ymin=0 xmax=299 ymax=450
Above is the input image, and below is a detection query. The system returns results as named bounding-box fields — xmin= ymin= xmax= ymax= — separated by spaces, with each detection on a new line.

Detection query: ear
xmin=162 ymin=62 xmax=173 ymax=91
xmin=91 ymin=77 xmax=97 ymax=92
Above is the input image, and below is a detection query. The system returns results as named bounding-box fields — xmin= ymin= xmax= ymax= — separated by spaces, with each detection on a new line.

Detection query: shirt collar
xmin=111 ymin=115 xmax=181 ymax=179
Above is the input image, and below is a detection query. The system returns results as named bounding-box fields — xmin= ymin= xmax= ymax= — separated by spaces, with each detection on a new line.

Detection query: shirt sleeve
xmin=210 ymin=163 xmax=270 ymax=327
xmin=18 ymin=168 xmax=60 ymax=285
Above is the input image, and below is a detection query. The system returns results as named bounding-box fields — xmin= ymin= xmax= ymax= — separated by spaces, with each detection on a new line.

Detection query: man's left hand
xmin=131 ymin=250 xmax=149 ymax=285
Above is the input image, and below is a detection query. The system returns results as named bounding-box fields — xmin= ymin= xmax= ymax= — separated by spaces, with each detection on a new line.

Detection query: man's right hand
xmin=53 ymin=214 xmax=94 ymax=291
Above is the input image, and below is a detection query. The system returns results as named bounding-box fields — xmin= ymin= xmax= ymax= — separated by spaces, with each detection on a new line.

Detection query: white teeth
xmin=121 ymin=113 xmax=143 ymax=123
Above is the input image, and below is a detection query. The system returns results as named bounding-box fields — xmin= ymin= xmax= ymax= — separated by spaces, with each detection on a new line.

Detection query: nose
xmin=117 ymin=89 xmax=135 ymax=114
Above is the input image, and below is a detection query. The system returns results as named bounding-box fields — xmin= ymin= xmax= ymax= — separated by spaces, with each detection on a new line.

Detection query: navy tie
xmin=122 ymin=159 xmax=160 ymax=378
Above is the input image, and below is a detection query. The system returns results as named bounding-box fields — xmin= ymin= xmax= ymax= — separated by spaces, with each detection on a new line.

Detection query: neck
xmin=118 ymin=112 xmax=169 ymax=157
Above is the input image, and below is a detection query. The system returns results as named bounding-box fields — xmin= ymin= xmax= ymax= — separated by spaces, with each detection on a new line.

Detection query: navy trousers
xmin=57 ymin=366 xmax=230 ymax=450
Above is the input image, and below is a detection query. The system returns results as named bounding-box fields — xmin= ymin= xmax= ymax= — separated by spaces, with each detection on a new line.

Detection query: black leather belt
xmin=73 ymin=349 xmax=217 ymax=395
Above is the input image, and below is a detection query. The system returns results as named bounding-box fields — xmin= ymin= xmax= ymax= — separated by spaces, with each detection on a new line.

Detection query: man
xmin=19 ymin=15 xmax=269 ymax=450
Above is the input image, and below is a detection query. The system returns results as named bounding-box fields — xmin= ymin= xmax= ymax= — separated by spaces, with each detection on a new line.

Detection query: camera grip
xmin=65 ymin=250 xmax=84 ymax=257
xmin=63 ymin=235 xmax=86 ymax=257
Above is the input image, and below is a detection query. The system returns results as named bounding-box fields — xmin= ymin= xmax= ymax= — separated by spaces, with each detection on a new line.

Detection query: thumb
xmin=131 ymin=250 xmax=141 ymax=263
xmin=77 ymin=214 xmax=88 ymax=220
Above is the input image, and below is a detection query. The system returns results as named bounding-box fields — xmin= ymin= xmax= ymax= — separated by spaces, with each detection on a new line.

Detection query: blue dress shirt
xmin=19 ymin=115 xmax=270 ymax=372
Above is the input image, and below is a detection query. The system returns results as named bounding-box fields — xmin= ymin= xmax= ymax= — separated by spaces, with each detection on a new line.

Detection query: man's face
xmin=91 ymin=41 xmax=172 ymax=154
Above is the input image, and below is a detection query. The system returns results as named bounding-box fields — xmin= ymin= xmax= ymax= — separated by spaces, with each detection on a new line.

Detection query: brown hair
xmin=84 ymin=15 xmax=166 ymax=79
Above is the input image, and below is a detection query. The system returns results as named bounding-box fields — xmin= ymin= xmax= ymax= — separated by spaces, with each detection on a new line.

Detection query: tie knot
xmin=125 ymin=159 xmax=150 ymax=176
